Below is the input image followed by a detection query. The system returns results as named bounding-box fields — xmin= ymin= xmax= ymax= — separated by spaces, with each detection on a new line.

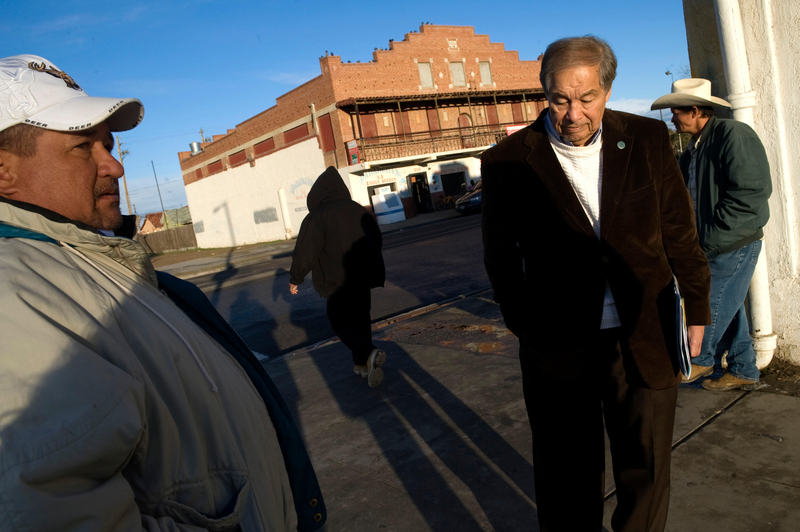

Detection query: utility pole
xmin=199 ymin=128 xmax=205 ymax=144
xmin=116 ymin=135 xmax=133 ymax=215
xmin=151 ymin=161 xmax=166 ymax=226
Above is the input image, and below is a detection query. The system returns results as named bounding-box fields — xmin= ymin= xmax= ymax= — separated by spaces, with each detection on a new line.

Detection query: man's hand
xmin=688 ymin=325 xmax=705 ymax=358
xmin=289 ymin=283 xmax=299 ymax=295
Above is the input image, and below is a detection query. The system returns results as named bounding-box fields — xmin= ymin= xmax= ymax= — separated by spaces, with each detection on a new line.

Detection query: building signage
xmin=505 ymin=124 xmax=526 ymax=135
xmin=347 ymin=140 xmax=359 ymax=165
xmin=365 ymin=177 xmax=397 ymax=187
xmin=439 ymin=165 xmax=468 ymax=175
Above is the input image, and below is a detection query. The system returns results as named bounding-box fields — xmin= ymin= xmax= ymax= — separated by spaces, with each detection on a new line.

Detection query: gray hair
xmin=539 ymin=36 xmax=617 ymax=95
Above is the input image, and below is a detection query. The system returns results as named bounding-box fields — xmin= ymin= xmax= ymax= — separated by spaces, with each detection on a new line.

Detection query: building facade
xmin=178 ymin=24 xmax=545 ymax=247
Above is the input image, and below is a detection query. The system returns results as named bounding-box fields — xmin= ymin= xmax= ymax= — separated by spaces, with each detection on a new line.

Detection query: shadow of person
xmin=273 ymin=304 xmax=539 ymax=531
xmin=371 ymin=342 xmax=538 ymax=531
xmin=207 ymin=249 xmax=238 ymax=308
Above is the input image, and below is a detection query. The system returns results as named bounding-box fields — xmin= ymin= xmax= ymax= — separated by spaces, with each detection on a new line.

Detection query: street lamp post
xmin=151 ymin=161 xmax=167 ymax=227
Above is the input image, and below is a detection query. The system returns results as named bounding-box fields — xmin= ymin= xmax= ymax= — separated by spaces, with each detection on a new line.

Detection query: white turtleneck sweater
xmin=545 ymin=115 xmax=621 ymax=329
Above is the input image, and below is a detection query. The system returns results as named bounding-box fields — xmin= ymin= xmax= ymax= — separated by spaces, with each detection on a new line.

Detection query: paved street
xmin=180 ymin=212 xmax=487 ymax=356
xmin=156 ymin=211 xmax=800 ymax=531
xmin=265 ymin=291 xmax=800 ymax=532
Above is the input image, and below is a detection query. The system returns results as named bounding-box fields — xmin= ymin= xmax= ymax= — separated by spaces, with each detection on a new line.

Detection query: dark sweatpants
xmin=326 ymin=284 xmax=376 ymax=365
xmin=520 ymin=327 xmax=678 ymax=532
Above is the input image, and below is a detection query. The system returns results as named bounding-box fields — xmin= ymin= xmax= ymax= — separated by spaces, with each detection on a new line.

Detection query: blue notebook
xmin=673 ymin=276 xmax=692 ymax=379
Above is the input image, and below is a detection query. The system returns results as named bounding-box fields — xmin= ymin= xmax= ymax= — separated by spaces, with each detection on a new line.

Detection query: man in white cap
xmin=0 ymin=55 xmax=325 ymax=530
xmin=652 ymin=78 xmax=772 ymax=390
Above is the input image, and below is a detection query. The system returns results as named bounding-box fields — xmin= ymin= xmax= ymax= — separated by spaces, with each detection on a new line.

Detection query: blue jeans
xmin=695 ymin=240 xmax=762 ymax=381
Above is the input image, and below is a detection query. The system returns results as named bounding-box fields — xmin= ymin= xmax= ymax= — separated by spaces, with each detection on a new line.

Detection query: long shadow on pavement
xmin=266 ymin=335 xmax=538 ymax=531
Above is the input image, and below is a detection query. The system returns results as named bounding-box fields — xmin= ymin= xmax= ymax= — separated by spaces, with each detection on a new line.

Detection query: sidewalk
xmin=264 ymin=293 xmax=800 ymax=532
xmin=152 ymin=209 xmax=463 ymax=280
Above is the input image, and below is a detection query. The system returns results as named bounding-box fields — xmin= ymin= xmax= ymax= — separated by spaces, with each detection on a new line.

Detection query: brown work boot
xmin=681 ymin=364 xmax=714 ymax=384
xmin=701 ymin=372 xmax=758 ymax=391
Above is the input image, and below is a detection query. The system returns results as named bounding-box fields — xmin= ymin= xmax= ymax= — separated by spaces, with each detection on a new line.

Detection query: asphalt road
xmin=193 ymin=214 xmax=489 ymax=357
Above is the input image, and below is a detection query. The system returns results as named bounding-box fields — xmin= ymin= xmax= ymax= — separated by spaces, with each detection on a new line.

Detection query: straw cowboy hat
xmin=651 ymin=78 xmax=731 ymax=110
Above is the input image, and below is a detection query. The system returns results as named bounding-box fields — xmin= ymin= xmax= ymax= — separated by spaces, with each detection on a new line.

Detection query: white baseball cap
xmin=0 ymin=54 xmax=144 ymax=133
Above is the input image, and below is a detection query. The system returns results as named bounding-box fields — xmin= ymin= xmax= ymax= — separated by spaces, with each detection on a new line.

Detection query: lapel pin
xmin=617 ymin=141 xmax=626 ymax=149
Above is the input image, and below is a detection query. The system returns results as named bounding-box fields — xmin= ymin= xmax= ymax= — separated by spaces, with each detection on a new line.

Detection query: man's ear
xmin=0 ymin=151 xmax=21 ymax=197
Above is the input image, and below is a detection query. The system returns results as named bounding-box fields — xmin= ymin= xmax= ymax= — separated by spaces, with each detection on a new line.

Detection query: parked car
xmin=454 ymin=178 xmax=482 ymax=214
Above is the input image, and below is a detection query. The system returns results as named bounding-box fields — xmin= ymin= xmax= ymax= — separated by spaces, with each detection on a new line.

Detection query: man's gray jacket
xmin=0 ymin=200 xmax=325 ymax=531
xmin=679 ymin=116 xmax=771 ymax=259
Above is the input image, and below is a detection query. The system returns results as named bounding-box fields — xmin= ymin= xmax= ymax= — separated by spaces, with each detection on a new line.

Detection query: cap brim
xmin=651 ymin=93 xmax=731 ymax=110
xmin=28 ymin=96 xmax=144 ymax=132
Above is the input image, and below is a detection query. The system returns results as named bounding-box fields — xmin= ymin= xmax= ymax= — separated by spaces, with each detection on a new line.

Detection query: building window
xmin=449 ymin=62 xmax=466 ymax=87
xmin=229 ymin=150 xmax=247 ymax=168
xmin=207 ymin=160 xmax=223 ymax=176
xmin=284 ymin=123 xmax=309 ymax=144
xmin=418 ymin=62 xmax=434 ymax=88
xmin=479 ymin=61 xmax=492 ymax=85
xmin=318 ymin=113 xmax=336 ymax=153
xmin=254 ymin=137 xmax=275 ymax=157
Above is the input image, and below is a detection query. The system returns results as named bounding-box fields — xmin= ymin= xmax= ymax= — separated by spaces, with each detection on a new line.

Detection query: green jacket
xmin=679 ymin=116 xmax=771 ymax=259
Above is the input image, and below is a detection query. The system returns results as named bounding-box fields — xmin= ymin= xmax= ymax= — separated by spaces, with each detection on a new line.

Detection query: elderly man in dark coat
xmin=290 ymin=166 xmax=387 ymax=387
xmin=481 ymin=37 xmax=710 ymax=531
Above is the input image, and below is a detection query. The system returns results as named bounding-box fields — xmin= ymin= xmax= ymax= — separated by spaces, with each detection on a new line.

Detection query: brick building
xmin=178 ymin=24 xmax=545 ymax=247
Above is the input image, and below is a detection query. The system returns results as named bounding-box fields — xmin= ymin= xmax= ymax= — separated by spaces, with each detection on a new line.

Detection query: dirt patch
xmin=760 ymin=357 xmax=800 ymax=397
xmin=148 ymin=241 xmax=281 ymax=268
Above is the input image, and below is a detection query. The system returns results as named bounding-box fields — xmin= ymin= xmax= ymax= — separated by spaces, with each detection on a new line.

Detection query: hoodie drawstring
xmin=59 ymin=241 xmax=219 ymax=392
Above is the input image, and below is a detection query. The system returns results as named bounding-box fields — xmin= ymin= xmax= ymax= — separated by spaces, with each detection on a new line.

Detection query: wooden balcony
xmin=355 ymin=123 xmax=528 ymax=163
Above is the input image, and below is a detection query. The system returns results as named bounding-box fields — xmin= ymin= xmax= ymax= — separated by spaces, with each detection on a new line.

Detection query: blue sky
xmin=1 ymin=0 xmax=691 ymax=216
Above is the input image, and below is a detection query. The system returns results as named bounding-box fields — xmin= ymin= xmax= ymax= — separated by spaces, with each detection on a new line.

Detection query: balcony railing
xmin=355 ymin=123 xmax=528 ymax=163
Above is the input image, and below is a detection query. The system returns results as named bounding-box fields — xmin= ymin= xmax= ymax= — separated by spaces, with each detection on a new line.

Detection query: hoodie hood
xmin=307 ymin=166 xmax=351 ymax=212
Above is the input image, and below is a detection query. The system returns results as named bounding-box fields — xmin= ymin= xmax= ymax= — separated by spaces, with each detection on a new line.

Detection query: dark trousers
xmin=520 ymin=328 xmax=678 ymax=532
xmin=326 ymin=284 xmax=376 ymax=365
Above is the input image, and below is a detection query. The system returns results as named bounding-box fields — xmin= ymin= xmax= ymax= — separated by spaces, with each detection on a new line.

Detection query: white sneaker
xmin=366 ymin=349 xmax=387 ymax=388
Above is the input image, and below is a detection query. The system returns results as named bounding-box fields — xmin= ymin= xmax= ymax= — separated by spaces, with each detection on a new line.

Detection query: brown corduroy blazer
xmin=481 ymin=109 xmax=710 ymax=389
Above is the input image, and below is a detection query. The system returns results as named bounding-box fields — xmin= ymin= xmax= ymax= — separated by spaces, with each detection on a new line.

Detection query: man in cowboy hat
xmin=652 ymin=78 xmax=772 ymax=390
xmin=0 ymin=55 xmax=325 ymax=530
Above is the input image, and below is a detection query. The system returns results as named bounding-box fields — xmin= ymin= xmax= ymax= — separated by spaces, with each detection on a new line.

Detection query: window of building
xmin=229 ymin=150 xmax=247 ymax=168
xmin=318 ymin=113 xmax=336 ymax=153
xmin=418 ymin=62 xmax=434 ymax=88
xmin=449 ymin=62 xmax=466 ymax=87
xmin=284 ymin=123 xmax=309 ymax=144
xmin=254 ymin=137 xmax=275 ymax=157
xmin=479 ymin=61 xmax=492 ymax=85
xmin=207 ymin=160 xmax=223 ymax=176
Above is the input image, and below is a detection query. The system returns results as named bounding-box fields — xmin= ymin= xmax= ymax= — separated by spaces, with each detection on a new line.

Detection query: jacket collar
xmin=694 ymin=115 xmax=718 ymax=150
xmin=523 ymin=108 xmax=633 ymax=239
xmin=0 ymin=199 xmax=158 ymax=287
xmin=598 ymin=109 xmax=634 ymax=238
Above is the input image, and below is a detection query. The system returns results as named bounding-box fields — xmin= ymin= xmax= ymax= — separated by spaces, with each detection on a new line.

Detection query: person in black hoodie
xmin=289 ymin=166 xmax=387 ymax=387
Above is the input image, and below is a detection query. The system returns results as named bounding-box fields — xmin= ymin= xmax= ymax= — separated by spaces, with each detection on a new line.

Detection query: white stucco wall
xmin=683 ymin=0 xmax=800 ymax=362
xmin=186 ymin=138 xmax=326 ymax=248
xmin=342 ymin=157 xmax=482 ymax=209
